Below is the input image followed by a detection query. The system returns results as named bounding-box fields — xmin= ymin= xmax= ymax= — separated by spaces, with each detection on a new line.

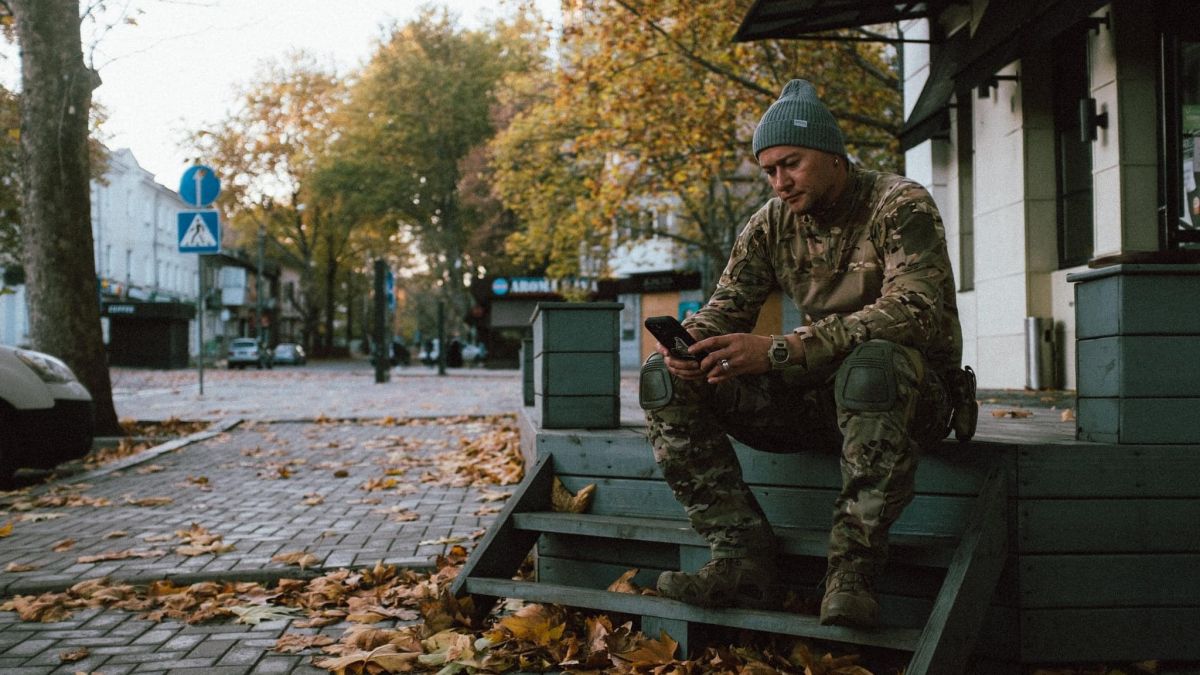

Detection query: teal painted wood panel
xmin=1020 ymin=607 xmax=1200 ymax=662
xmin=1075 ymin=397 xmax=1118 ymax=442
xmin=1019 ymin=553 xmax=1200 ymax=608
xmin=538 ymin=426 xmax=1003 ymax=496
xmin=1019 ymin=498 xmax=1200 ymax=553
xmin=534 ymin=394 xmax=619 ymax=429
xmin=1017 ymin=445 xmax=1200 ymax=498
xmin=521 ymin=338 xmax=534 ymax=406
xmin=1074 ymin=267 xmax=1200 ymax=339
xmin=531 ymin=302 xmax=622 ymax=355
xmin=1119 ymin=398 xmax=1200 ymax=444
xmin=536 ymin=555 xmax=937 ymax=630
xmin=1077 ymin=335 xmax=1200 ymax=398
xmin=533 ymin=352 xmax=618 ymax=396
xmin=538 ymin=532 xmax=681 ymax=569
xmin=555 ymin=475 xmax=975 ymax=538
xmin=1079 ymin=397 xmax=1200 ymax=444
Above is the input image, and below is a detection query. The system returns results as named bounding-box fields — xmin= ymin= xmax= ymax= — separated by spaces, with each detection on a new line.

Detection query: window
xmin=1053 ymin=28 xmax=1094 ymax=268
xmin=1159 ymin=4 xmax=1200 ymax=248
xmin=956 ymin=98 xmax=975 ymax=290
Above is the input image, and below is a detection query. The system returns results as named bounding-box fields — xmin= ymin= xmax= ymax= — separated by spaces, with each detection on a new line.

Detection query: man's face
xmin=758 ymin=145 xmax=842 ymax=216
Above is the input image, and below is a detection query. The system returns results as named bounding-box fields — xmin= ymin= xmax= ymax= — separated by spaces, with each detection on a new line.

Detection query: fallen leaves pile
xmin=0 ymin=548 xmax=883 ymax=674
xmin=85 ymin=417 xmax=211 ymax=468
xmin=0 ymin=546 xmax=1169 ymax=675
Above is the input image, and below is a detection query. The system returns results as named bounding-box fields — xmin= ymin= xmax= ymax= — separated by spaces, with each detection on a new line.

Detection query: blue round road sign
xmin=179 ymin=165 xmax=221 ymax=207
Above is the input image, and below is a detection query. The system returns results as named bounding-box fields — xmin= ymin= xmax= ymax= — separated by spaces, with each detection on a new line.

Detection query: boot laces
xmin=828 ymin=570 xmax=872 ymax=594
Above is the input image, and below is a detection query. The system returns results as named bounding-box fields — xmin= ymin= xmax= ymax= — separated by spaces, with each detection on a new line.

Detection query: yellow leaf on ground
xmin=5 ymin=562 xmax=37 ymax=572
xmin=1061 ymin=408 xmax=1076 ymax=422
xmin=51 ymin=538 xmax=75 ymax=552
xmin=58 ymin=647 xmax=89 ymax=663
xmin=0 ymin=522 xmax=12 ymax=537
xmin=272 ymin=550 xmax=321 ymax=570
xmin=991 ymin=408 xmax=1033 ymax=419
xmin=273 ymin=633 xmax=335 ymax=653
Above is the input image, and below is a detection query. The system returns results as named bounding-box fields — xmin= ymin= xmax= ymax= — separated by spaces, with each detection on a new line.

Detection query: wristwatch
xmin=768 ymin=335 xmax=790 ymax=369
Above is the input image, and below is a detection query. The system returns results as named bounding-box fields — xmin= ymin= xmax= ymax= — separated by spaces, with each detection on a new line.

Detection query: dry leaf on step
xmin=552 ymin=477 xmax=595 ymax=514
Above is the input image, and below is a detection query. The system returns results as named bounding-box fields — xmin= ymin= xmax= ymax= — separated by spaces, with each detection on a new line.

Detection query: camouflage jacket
xmin=685 ymin=165 xmax=963 ymax=374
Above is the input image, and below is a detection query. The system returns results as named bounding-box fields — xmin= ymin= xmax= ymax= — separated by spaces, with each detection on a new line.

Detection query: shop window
xmin=1160 ymin=3 xmax=1200 ymax=249
xmin=1053 ymin=29 xmax=1094 ymax=268
xmin=1170 ymin=41 xmax=1200 ymax=245
xmin=956 ymin=99 xmax=975 ymax=290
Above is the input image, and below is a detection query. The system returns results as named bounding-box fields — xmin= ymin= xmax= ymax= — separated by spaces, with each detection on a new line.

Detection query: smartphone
xmin=644 ymin=315 xmax=709 ymax=361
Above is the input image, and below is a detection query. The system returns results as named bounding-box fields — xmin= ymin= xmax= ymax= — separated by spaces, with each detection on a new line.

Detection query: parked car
xmin=273 ymin=343 xmax=306 ymax=366
xmin=0 ymin=345 xmax=95 ymax=481
xmin=227 ymin=337 xmax=272 ymax=369
xmin=462 ymin=342 xmax=486 ymax=364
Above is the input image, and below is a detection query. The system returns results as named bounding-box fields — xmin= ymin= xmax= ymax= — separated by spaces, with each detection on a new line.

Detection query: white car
xmin=0 ymin=345 xmax=95 ymax=481
xmin=227 ymin=337 xmax=272 ymax=369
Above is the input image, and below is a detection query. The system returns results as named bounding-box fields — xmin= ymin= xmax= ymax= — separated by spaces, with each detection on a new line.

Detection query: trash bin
xmin=1025 ymin=316 xmax=1057 ymax=390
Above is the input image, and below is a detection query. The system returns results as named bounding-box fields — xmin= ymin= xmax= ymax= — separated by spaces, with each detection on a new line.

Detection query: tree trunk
xmin=11 ymin=0 xmax=120 ymax=435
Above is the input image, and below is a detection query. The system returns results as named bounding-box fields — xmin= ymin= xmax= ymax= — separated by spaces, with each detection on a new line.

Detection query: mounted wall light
xmin=977 ymin=74 xmax=1020 ymax=99
xmin=1080 ymin=97 xmax=1109 ymax=142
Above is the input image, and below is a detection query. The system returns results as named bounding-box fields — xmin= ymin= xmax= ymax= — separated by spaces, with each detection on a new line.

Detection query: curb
xmin=66 ymin=417 xmax=244 ymax=487
xmin=2 ymin=558 xmax=438 ymax=598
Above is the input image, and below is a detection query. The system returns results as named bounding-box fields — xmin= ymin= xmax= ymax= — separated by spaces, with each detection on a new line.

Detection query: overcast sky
xmin=2 ymin=0 xmax=559 ymax=192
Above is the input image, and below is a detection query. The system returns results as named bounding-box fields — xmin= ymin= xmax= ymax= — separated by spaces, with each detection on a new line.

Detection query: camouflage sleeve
xmin=801 ymin=191 xmax=949 ymax=369
xmin=683 ymin=208 xmax=777 ymax=338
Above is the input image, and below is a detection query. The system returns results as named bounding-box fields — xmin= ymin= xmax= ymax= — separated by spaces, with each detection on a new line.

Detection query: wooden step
xmin=460 ymin=577 xmax=923 ymax=653
xmin=512 ymin=512 xmax=959 ymax=568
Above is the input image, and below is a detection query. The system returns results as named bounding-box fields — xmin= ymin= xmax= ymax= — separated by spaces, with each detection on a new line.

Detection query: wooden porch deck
xmin=499 ymin=381 xmax=1200 ymax=669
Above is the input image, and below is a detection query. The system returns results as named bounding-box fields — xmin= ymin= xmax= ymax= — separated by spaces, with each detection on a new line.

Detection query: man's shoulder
xmin=856 ymin=169 xmax=936 ymax=218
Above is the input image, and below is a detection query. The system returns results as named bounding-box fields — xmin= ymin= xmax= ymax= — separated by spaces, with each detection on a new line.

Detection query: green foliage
xmin=489 ymin=0 xmax=902 ymax=286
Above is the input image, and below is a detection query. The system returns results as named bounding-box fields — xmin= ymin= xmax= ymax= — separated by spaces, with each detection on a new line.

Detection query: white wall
xmin=901 ymin=1 xmax=1164 ymax=391
xmin=1 ymin=148 xmax=203 ymax=351
xmin=92 ymin=149 xmax=199 ymax=302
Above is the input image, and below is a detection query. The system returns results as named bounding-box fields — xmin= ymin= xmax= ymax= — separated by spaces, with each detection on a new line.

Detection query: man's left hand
xmin=693 ymin=333 xmax=772 ymax=384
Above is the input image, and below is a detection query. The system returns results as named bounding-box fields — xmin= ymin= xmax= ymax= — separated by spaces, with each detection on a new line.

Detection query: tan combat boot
xmin=656 ymin=556 xmax=778 ymax=609
xmin=819 ymin=568 xmax=880 ymax=627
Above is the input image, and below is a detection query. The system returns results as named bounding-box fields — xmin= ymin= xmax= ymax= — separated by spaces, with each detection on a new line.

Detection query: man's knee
xmin=834 ymin=340 xmax=921 ymax=413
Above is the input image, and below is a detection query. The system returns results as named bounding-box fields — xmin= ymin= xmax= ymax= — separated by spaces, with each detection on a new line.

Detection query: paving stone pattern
xmin=0 ymin=417 xmax=515 ymax=673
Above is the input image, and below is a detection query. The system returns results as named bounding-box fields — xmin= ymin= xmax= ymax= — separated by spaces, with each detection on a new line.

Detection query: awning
xmin=898 ymin=29 xmax=967 ymax=151
xmin=737 ymin=0 xmax=1111 ymax=149
xmin=734 ymin=0 xmax=952 ymax=42
xmin=953 ymin=0 xmax=1108 ymax=92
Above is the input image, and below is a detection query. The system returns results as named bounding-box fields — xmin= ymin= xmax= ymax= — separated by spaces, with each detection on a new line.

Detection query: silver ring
xmin=720 ymin=359 xmax=731 ymax=372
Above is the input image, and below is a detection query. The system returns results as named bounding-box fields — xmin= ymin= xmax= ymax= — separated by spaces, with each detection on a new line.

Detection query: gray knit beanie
xmin=752 ymin=79 xmax=846 ymax=158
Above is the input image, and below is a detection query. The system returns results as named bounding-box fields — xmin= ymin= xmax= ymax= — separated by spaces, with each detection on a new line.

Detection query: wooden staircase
xmin=452 ymin=445 xmax=1009 ymax=675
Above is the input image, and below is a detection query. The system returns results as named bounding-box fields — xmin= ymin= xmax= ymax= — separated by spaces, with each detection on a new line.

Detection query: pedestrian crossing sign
xmin=177 ymin=210 xmax=221 ymax=253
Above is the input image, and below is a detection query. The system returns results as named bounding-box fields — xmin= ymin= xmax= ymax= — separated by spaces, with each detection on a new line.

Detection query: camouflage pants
xmin=645 ymin=340 xmax=950 ymax=577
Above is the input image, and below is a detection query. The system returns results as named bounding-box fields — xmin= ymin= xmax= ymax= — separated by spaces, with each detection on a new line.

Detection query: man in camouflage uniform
xmin=643 ymin=79 xmax=963 ymax=628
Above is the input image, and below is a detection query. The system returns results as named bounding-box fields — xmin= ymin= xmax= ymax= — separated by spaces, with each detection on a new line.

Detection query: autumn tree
xmin=184 ymin=51 xmax=348 ymax=353
xmin=491 ymin=0 xmax=901 ymax=289
xmin=329 ymin=5 xmax=545 ymax=338
xmin=3 ymin=0 xmax=119 ymax=434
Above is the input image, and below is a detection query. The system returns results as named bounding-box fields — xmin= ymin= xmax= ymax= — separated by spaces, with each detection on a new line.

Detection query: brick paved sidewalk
xmin=0 ymin=417 xmax=517 ymax=674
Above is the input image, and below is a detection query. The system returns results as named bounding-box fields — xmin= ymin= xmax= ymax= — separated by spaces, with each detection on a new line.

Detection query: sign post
xmin=179 ymin=165 xmax=221 ymax=396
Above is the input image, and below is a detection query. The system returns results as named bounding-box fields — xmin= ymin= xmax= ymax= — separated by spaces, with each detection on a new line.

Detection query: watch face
xmin=771 ymin=344 xmax=788 ymax=364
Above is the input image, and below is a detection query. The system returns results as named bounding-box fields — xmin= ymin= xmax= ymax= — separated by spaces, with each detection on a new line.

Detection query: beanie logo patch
xmin=793 ymin=119 xmax=809 ymax=127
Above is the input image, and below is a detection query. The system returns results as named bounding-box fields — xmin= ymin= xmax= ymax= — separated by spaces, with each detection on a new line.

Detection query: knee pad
xmin=639 ymin=352 xmax=673 ymax=410
xmin=835 ymin=341 xmax=900 ymax=413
